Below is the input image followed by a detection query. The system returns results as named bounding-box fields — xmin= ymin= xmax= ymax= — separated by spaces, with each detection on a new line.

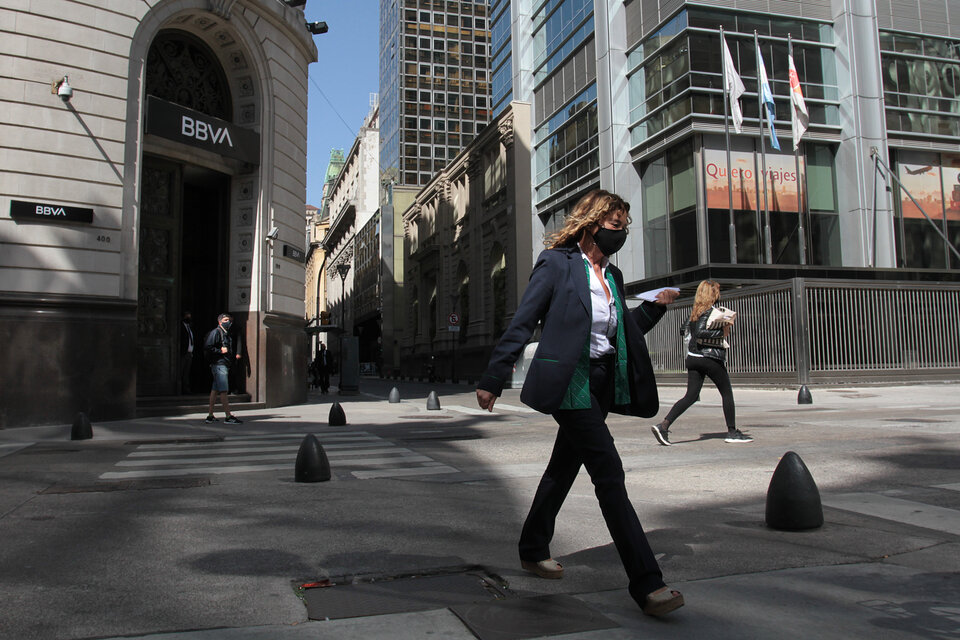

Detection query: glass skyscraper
xmin=379 ymin=0 xmax=493 ymax=188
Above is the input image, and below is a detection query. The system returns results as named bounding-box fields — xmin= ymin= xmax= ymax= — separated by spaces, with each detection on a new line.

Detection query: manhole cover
xmin=41 ymin=477 xmax=210 ymax=494
xmin=300 ymin=567 xmax=509 ymax=620
xmin=450 ymin=594 xmax=617 ymax=640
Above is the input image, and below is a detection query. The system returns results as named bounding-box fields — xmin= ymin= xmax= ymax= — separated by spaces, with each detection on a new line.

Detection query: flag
xmin=756 ymin=42 xmax=780 ymax=150
xmin=788 ymin=54 xmax=809 ymax=149
xmin=722 ymin=36 xmax=745 ymax=133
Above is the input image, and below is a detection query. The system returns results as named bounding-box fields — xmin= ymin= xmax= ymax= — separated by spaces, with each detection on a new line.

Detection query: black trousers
xmin=664 ymin=354 xmax=736 ymax=429
xmin=518 ymin=357 xmax=666 ymax=601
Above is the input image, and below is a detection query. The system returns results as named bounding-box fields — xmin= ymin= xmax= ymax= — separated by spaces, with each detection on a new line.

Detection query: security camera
xmin=305 ymin=21 xmax=328 ymax=35
xmin=266 ymin=226 xmax=279 ymax=241
xmin=53 ymin=76 xmax=72 ymax=103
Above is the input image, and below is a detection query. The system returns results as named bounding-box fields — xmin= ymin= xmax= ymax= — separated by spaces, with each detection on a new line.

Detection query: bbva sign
xmin=10 ymin=200 xmax=94 ymax=223
xmin=145 ymin=96 xmax=260 ymax=165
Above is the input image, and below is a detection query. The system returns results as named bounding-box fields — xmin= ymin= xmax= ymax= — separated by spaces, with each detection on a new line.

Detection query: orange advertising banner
xmin=899 ymin=162 xmax=944 ymax=220
xmin=704 ymin=149 xmax=804 ymax=213
xmin=941 ymin=156 xmax=960 ymax=222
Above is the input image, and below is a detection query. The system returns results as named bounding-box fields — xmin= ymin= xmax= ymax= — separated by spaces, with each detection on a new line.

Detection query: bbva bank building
xmin=0 ymin=1 xmax=318 ymax=427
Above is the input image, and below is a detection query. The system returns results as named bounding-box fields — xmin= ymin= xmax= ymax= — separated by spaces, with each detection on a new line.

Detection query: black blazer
xmin=478 ymin=245 xmax=665 ymax=417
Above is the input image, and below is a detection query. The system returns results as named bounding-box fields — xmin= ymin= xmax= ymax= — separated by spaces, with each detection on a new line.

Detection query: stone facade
xmin=319 ymin=106 xmax=381 ymax=376
xmin=0 ymin=0 xmax=318 ymax=427
xmin=400 ymin=102 xmax=532 ymax=383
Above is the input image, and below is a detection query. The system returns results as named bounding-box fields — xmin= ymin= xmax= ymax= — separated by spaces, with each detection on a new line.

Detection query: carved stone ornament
xmin=466 ymin=151 xmax=482 ymax=179
xmin=498 ymin=115 xmax=515 ymax=147
xmin=208 ymin=0 xmax=238 ymax=19
xmin=145 ymin=31 xmax=232 ymax=120
xmin=438 ymin=178 xmax=452 ymax=203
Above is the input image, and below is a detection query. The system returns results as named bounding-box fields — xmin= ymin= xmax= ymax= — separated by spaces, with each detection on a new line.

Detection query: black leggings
xmin=664 ymin=355 xmax=736 ymax=429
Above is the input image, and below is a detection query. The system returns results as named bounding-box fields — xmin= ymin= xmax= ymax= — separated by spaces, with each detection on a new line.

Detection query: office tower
xmin=379 ymin=0 xmax=493 ymax=188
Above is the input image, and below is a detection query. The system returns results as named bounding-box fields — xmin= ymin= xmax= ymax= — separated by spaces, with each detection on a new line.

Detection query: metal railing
xmin=644 ymin=278 xmax=960 ymax=384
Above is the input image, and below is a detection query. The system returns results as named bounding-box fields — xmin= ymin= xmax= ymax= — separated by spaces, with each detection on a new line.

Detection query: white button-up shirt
xmin=579 ymin=246 xmax=617 ymax=358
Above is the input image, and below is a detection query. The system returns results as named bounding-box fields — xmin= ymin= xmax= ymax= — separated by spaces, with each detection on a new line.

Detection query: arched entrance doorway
xmin=136 ymin=29 xmax=235 ymax=397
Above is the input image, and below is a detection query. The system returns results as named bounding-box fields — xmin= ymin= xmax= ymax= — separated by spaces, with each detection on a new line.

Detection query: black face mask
xmin=221 ymin=320 xmax=233 ymax=331
xmin=592 ymin=227 xmax=627 ymax=256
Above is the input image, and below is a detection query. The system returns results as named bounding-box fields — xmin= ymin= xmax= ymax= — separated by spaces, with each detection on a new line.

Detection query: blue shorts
xmin=211 ymin=363 xmax=230 ymax=392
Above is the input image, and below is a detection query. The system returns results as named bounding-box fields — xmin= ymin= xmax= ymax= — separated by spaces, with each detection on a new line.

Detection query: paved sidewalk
xmin=2 ymin=380 xmax=960 ymax=640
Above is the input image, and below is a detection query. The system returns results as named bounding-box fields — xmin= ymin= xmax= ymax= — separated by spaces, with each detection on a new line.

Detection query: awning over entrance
xmin=305 ymin=318 xmax=345 ymax=335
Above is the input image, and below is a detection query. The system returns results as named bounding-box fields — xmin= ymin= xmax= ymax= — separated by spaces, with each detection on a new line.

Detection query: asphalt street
xmin=1 ymin=378 xmax=959 ymax=640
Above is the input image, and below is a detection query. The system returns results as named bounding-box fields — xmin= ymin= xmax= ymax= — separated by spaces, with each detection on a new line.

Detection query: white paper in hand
xmin=632 ymin=286 xmax=680 ymax=302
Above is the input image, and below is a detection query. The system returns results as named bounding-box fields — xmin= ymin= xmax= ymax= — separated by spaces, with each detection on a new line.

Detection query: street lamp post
xmin=335 ymin=262 xmax=351 ymax=389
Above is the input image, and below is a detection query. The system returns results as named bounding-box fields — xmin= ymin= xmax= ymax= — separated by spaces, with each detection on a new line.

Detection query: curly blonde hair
xmin=690 ymin=280 xmax=721 ymax=321
xmin=546 ymin=189 xmax=632 ymax=249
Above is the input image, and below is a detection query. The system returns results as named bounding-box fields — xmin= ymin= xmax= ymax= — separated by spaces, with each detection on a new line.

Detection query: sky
xmin=303 ymin=0 xmax=380 ymax=208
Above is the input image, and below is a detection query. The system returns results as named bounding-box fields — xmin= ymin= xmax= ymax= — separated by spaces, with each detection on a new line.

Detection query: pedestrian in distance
xmin=203 ymin=313 xmax=243 ymax=425
xmin=651 ymin=280 xmax=752 ymax=446
xmin=317 ymin=342 xmax=331 ymax=393
xmin=476 ymin=189 xmax=685 ymax=618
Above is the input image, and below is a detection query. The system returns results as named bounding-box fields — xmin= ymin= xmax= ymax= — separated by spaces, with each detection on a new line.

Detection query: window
xmin=881 ymin=31 xmax=960 ymax=138
xmin=806 ymin=144 xmax=841 ymax=266
xmin=628 ymin=9 xmax=839 ymax=147
xmin=893 ymin=150 xmax=960 ymax=268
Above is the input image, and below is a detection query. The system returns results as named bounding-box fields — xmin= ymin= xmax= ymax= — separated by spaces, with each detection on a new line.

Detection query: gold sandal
xmin=520 ymin=558 xmax=564 ymax=579
xmin=642 ymin=586 xmax=684 ymax=616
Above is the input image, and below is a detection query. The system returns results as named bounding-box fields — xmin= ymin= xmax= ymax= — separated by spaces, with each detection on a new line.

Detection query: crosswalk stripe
xmin=494 ymin=403 xmax=537 ymax=414
xmin=128 ymin=441 xmax=386 ymax=457
xmin=823 ymin=492 xmax=960 ymax=535
xmin=445 ymin=405 xmax=492 ymax=416
xmin=935 ymin=483 xmax=960 ymax=493
xmin=101 ymin=432 xmax=459 ymax=481
xmin=101 ymin=464 xmax=292 ymax=479
xmin=352 ymin=464 xmax=458 ymax=479
xmin=116 ymin=448 xmax=421 ymax=467
xmin=136 ymin=434 xmax=378 ymax=451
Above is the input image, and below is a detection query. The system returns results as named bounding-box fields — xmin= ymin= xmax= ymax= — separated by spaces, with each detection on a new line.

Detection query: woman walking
xmin=651 ymin=280 xmax=752 ymax=446
xmin=476 ymin=189 xmax=684 ymax=617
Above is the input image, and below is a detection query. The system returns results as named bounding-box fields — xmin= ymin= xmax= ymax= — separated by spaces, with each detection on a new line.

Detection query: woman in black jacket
xmin=651 ymin=280 xmax=752 ymax=445
xmin=476 ymin=189 xmax=684 ymax=617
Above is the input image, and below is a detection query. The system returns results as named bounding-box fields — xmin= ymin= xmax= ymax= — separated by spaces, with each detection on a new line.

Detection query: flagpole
xmin=721 ymin=26 xmax=737 ymax=264
xmin=789 ymin=34 xmax=807 ymax=265
xmin=755 ymin=30 xmax=773 ymax=264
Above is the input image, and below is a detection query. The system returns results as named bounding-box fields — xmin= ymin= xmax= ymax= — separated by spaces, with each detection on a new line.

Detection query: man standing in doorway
xmin=204 ymin=313 xmax=243 ymax=424
xmin=180 ymin=310 xmax=195 ymax=394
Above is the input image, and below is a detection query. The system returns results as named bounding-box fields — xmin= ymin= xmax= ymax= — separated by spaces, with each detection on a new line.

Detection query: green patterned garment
xmin=558 ymin=260 xmax=630 ymax=410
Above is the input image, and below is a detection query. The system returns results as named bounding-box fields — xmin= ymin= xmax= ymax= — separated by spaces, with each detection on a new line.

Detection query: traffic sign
xmin=448 ymin=312 xmax=460 ymax=326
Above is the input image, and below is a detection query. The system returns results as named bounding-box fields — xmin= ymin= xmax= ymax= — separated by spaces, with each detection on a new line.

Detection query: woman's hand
xmin=655 ymin=289 xmax=680 ymax=305
xmin=477 ymin=389 xmax=497 ymax=412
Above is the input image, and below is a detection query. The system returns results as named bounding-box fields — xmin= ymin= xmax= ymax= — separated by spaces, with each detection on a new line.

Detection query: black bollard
xmin=295 ymin=434 xmax=331 ymax=482
xmin=426 ymin=390 xmax=441 ymax=410
xmin=798 ymin=385 xmax=813 ymax=405
xmin=71 ymin=412 xmax=92 ymax=440
xmin=388 ymin=387 xmax=401 ymax=403
xmin=765 ymin=451 xmax=823 ymax=530
xmin=328 ymin=402 xmax=346 ymax=426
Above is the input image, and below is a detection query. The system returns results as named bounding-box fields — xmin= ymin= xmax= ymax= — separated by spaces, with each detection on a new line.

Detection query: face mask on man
xmin=221 ymin=320 xmax=233 ymax=331
xmin=592 ymin=226 xmax=628 ymax=256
